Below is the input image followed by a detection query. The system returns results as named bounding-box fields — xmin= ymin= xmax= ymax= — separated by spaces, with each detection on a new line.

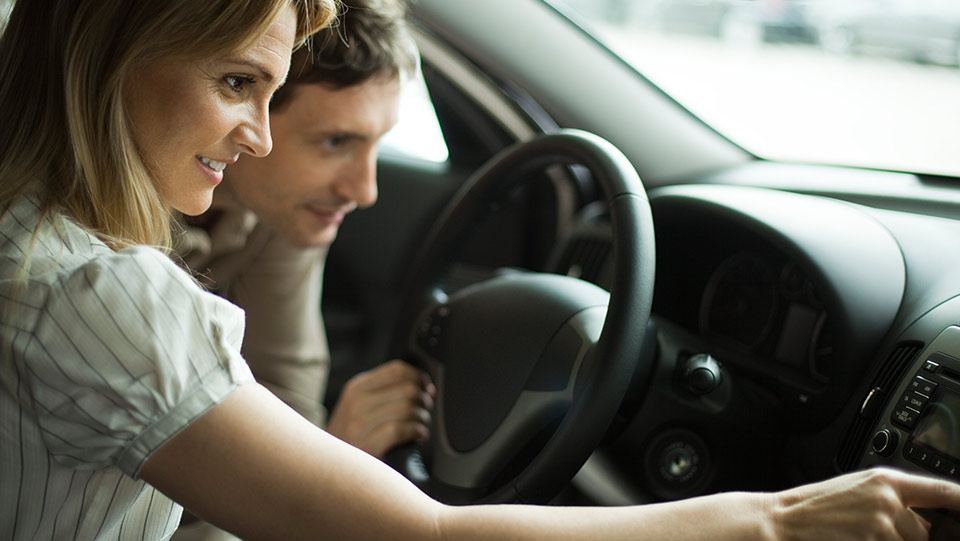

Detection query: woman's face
xmin=124 ymin=6 xmax=297 ymax=216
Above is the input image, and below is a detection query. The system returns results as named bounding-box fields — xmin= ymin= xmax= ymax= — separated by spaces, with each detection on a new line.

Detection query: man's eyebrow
xmin=308 ymin=130 xmax=367 ymax=141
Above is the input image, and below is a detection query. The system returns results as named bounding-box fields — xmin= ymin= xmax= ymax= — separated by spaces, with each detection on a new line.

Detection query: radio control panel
xmin=861 ymin=326 xmax=960 ymax=477
xmin=860 ymin=326 xmax=960 ymax=539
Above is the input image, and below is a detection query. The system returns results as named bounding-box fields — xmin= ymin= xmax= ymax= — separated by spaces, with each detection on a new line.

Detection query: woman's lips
xmin=196 ymin=156 xmax=226 ymax=185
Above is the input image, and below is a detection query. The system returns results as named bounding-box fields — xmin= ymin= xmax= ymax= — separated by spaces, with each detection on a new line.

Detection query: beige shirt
xmin=173 ymin=210 xmax=331 ymax=426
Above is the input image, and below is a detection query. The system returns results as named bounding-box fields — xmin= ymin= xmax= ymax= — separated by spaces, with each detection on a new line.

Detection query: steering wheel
xmin=387 ymin=129 xmax=655 ymax=504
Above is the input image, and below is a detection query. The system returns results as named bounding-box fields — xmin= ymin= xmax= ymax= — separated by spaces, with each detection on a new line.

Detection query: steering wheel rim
xmin=388 ymin=129 xmax=656 ymax=504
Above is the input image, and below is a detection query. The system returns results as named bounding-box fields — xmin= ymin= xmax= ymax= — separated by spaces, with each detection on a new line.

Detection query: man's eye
xmin=324 ymin=137 xmax=345 ymax=149
xmin=224 ymin=75 xmax=253 ymax=93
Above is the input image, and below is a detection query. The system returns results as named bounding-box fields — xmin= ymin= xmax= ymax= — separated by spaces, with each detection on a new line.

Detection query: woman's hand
xmin=771 ymin=467 xmax=960 ymax=541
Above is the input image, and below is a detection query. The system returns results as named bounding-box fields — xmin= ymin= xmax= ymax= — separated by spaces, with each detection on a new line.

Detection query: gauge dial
xmin=700 ymin=253 xmax=779 ymax=351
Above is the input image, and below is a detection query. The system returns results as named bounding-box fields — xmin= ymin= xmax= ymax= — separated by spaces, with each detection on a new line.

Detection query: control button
xmin=923 ymin=359 xmax=941 ymax=373
xmin=415 ymin=306 xmax=449 ymax=358
xmin=871 ymin=429 xmax=899 ymax=457
xmin=903 ymin=443 xmax=921 ymax=462
xmin=925 ymin=453 xmax=945 ymax=471
xmin=900 ymin=391 xmax=928 ymax=411
xmin=938 ymin=460 xmax=956 ymax=476
xmin=682 ymin=354 xmax=722 ymax=395
xmin=891 ymin=406 xmax=921 ymax=429
xmin=908 ymin=375 xmax=938 ymax=397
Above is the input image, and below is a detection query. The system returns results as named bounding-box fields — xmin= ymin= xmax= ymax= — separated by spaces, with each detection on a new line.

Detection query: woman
xmin=1 ymin=1 xmax=960 ymax=540
xmin=0 ymin=1 xmax=333 ymax=539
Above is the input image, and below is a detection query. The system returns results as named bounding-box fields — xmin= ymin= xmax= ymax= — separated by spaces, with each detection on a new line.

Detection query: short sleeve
xmin=23 ymin=245 xmax=253 ymax=477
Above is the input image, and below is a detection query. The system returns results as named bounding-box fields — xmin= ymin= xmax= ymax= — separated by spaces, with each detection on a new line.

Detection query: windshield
xmin=550 ymin=0 xmax=960 ymax=177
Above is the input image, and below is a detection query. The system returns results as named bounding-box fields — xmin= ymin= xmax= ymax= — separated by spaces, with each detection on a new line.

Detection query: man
xmin=172 ymin=1 xmax=429 ymax=538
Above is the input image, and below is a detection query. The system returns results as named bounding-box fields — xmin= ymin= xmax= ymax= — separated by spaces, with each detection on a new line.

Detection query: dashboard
xmin=319 ymin=0 xmax=960 ymax=511
xmin=554 ymin=181 xmax=960 ymax=504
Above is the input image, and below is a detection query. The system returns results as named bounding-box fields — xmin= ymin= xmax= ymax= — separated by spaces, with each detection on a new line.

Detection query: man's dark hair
xmin=271 ymin=0 xmax=416 ymax=110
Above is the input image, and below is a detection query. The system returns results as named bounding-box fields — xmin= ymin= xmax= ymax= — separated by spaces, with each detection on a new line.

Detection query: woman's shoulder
xmin=38 ymin=242 xmax=244 ymax=334
xmin=0 ymin=193 xmax=109 ymax=269
xmin=0 ymin=195 xmax=244 ymax=338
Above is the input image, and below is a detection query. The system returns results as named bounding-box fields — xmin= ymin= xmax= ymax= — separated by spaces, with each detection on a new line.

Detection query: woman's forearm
xmin=143 ymin=384 xmax=960 ymax=541
xmin=437 ymin=491 xmax=774 ymax=541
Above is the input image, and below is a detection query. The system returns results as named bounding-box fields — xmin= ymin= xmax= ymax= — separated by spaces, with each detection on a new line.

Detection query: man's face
xmin=220 ymin=75 xmax=401 ymax=247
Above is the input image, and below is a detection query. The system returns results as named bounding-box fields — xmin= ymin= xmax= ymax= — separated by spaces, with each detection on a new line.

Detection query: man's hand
xmin=326 ymin=359 xmax=435 ymax=458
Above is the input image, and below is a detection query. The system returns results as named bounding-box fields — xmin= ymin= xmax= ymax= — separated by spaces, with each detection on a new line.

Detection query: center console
xmin=860 ymin=325 xmax=960 ymax=538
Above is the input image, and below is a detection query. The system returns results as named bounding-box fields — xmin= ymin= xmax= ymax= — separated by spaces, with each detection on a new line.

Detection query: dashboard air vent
xmin=834 ymin=341 xmax=923 ymax=472
xmin=560 ymin=236 xmax=611 ymax=287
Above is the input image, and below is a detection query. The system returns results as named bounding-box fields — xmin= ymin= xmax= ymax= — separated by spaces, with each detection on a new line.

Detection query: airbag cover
xmin=432 ymin=273 xmax=609 ymax=453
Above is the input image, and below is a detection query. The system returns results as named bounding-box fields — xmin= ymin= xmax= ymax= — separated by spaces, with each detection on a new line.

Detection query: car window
xmin=0 ymin=0 xmax=11 ymax=28
xmin=379 ymin=67 xmax=450 ymax=163
xmin=549 ymin=0 xmax=960 ymax=177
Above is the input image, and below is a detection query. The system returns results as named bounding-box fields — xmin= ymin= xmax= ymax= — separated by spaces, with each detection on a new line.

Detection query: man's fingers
xmin=370 ymin=360 xmax=423 ymax=384
xmin=343 ymin=390 xmax=431 ymax=438
xmin=366 ymin=420 xmax=430 ymax=456
xmin=362 ymin=398 xmax=431 ymax=429
xmin=346 ymin=378 xmax=434 ymax=414
xmin=329 ymin=360 xmax=436 ymax=457
xmin=355 ymin=408 xmax=432 ymax=458
xmin=346 ymin=360 xmax=431 ymax=394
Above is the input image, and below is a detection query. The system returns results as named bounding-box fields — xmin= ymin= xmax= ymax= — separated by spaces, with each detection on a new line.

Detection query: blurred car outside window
xmin=550 ymin=0 xmax=960 ymax=177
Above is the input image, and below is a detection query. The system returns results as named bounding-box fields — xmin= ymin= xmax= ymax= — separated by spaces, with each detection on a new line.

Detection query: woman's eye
xmin=224 ymin=75 xmax=253 ymax=93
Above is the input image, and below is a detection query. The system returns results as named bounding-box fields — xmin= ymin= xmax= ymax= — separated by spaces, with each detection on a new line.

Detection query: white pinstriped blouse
xmin=0 ymin=195 xmax=255 ymax=540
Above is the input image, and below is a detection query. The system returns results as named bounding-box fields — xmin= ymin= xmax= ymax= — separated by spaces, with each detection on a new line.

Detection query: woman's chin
xmin=171 ymin=192 xmax=215 ymax=217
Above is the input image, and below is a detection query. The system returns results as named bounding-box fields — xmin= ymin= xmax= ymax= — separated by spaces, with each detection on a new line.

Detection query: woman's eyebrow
xmin=225 ymin=58 xmax=280 ymax=84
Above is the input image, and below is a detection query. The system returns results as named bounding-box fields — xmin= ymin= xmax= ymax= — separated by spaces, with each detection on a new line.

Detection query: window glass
xmin=550 ymin=0 xmax=960 ymax=177
xmin=379 ymin=68 xmax=450 ymax=163
xmin=0 ymin=0 xmax=11 ymax=28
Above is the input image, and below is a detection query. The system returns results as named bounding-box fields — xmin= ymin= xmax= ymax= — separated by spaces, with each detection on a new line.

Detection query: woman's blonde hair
xmin=0 ymin=0 xmax=337 ymax=250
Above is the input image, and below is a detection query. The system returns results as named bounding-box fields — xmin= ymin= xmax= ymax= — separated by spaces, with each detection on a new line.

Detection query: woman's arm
xmin=141 ymin=382 xmax=960 ymax=541
xmin=438 ymin=469 xmax=953 ymax=541
xmin=141 ymin=383 xmax=442 ymax=541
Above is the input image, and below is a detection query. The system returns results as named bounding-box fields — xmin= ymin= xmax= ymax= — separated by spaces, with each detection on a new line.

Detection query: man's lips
xmin=304 ymin=204 xmax=350 ymax=226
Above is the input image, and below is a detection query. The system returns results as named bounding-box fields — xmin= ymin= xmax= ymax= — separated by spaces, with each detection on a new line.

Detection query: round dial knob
xmin=871 ymin=428 xmax=899 ymax=457
xmin=683 ymin=353 xmax=722 ymax=395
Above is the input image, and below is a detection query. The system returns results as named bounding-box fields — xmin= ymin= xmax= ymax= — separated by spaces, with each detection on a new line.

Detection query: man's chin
xmin=289 ymin=226 xmax=339 ymax=249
